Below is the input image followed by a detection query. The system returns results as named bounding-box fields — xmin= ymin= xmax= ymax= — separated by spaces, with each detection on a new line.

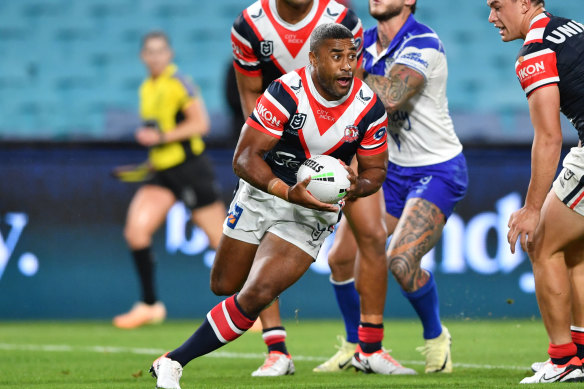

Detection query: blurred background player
xmin=150 ymin=24 xmax=389 ymax=388
xmin=317 ymin=0 xmax=468 ymax=374
xmin=113 ymin=31 xmax=226 ymax=329
xmin=487 ymin=0 xmax=584 ymax=383
xmin=226 ymin=0 xmax=374 ymax=376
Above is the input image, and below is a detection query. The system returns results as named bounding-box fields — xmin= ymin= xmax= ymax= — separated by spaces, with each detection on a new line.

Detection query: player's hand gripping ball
xmin=296 ymin=155 xmax=350 ymax=204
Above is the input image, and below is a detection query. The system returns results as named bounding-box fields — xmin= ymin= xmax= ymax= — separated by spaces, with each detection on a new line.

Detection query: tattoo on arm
xmin=364 ymin=65 xmax=424 ymax=113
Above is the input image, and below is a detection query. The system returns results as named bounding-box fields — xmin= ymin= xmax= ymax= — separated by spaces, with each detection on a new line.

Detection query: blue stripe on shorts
xmin=383 ymin=153 xmax=468 ymax=219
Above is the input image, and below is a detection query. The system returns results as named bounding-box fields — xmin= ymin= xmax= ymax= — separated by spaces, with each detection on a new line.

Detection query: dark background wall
xmin=0 ymin=144 xmax=552 ymax=320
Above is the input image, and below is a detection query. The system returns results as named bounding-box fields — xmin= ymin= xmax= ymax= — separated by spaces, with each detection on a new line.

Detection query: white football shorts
xmin=553 ymin=147 xmax=584 ymax=217
xmin=223 ymin=179 xmax=340 ymax=259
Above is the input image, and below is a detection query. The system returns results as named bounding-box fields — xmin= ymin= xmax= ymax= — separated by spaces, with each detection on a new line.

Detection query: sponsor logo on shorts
xmin=415 ymin=175 xmax=433 ymax=194
xmin=309 ymin=223 xmax=334 ymax=242
xmin=560 ymin=168 xmax=576 ymax=188
xmin=226 ymin=204 xmax=243 ymax=229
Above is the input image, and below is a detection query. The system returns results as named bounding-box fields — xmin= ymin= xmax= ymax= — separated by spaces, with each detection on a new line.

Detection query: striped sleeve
xmin=357 ymin=97 xmax=388 ymax=156
xmin=231 ymin=12 xmax=261 ymax=77
xmin=246 ymin=79 xmax=298 ymax=138
xmin=515 ymin=47 xmax=559 ymax=97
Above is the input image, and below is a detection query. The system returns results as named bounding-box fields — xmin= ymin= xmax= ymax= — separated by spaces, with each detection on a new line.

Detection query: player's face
xmin=369 ymin=0 xmax=409 ymax=21
xmin=487 ymin=0 xmax=525 ymax=42
xmin=311 ymin=38 xmax=358 ymax=101
xmin=141 ymin=37 xmax=173 ymax=77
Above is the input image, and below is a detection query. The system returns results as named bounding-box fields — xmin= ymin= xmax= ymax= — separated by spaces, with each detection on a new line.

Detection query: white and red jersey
xmin=231 ymin=0 xmax=363 ymax=91
xmin=516 ymin=11 xmax=584 ymax=143
xmin=246 ymin=66 xmax=388 ymax=185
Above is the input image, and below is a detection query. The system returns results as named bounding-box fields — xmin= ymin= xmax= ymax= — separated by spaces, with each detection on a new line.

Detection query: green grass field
xmin=0 ymin=319 xmax=557 ymax=388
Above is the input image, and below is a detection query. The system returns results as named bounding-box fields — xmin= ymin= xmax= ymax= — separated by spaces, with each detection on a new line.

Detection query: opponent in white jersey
xmin=150 ymin=24 xmax=388 ymax=388
xmin=229 ymin=0 xmax=399 ymax=377
xmin=319 ymin=0 xmax=468 ymax=375
xmin=362 ymin=18 xmax=462 ymax=166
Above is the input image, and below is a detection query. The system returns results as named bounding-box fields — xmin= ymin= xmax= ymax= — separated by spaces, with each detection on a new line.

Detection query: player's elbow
xmin=384 ymin=101 xmax=400 ymax=115
xmin=232 ymin=153 xmax=246 ymax=178
xmin=537 ymin=129 xmax=563 ymax=149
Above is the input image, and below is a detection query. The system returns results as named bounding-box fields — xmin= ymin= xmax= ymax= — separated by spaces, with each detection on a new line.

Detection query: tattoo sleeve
xmin=363 ymin=64 xmax=425 ymax=113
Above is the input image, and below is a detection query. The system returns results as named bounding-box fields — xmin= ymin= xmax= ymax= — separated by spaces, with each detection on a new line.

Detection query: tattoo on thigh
xmin=389 ymin=199 xmax=444 ymax=290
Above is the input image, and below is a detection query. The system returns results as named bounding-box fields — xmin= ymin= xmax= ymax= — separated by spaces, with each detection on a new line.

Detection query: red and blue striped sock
xmin=167 ymin=294 xmax=255 ymax=367
xmin=358 ymin=322 xmax=383 ymax=354
xmin=548 ymin=342 xmax=577 ymax=365
xmin=262 ymin=326 xmax=289 ymax=355
xmin=571 ymin=326 xmax=584 ymax=359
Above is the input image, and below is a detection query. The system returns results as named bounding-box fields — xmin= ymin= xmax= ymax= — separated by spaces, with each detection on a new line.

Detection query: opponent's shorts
xmin=223 ymin=179 xmax=340 ymax=259
xmin=383 ymin=152 xmax=468 ymax=219
xmin=553 ymin=147 xmax=584 ymax=217
xmin=147 ymin=154 xmax=222 ymax=210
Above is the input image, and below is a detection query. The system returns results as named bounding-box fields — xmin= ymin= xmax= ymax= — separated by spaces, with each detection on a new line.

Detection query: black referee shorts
xmin=147 ymin=154 xmax=222 ymax=210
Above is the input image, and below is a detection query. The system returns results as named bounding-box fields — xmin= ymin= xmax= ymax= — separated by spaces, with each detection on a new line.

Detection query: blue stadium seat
xmin=0 ymin=0 xmax=582 ymax=141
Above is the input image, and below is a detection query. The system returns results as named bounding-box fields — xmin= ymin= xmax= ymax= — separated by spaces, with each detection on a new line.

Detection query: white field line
xmin=0 ymin=343 xmax=529 ymax=371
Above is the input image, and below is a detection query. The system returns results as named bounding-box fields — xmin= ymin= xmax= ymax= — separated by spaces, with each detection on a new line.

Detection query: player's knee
xmin=123 ymin=224 xmax=151 ymax=248
xmin=327 ymin=245 xmax=353 ymax=267
xmin=209 ymin=273 xmax=239 ymax=296
xmin=240 ymin=284 xmax=278 ymax=315
xmin=357 ymin=227 xmax=387 ymax=255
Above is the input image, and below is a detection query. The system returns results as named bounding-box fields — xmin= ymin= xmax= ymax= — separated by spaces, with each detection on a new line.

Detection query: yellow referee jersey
xmin=139 ymin=64 xmax=205 ymax=170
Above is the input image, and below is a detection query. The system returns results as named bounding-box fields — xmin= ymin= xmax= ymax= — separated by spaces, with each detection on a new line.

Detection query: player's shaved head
xmin=309 ymin=23 xmax=355 ymax=53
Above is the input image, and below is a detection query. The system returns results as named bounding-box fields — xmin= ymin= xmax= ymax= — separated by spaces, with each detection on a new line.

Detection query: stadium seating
xmin=0 ymin=0 xmax=582 ymax=142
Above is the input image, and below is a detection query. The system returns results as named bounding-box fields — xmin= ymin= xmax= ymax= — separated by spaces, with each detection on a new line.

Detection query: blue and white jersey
xmin=363 ymin=15 xmax=462 ymax=167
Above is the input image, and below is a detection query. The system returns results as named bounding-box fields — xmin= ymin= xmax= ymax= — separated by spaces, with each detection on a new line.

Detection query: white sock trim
xmin=571 ymin=325 xmax=584 ymax=332
xmin=329 ymin=275 xmax=355 ymax=286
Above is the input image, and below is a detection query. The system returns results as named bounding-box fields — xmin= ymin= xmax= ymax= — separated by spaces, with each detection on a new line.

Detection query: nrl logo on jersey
xmin=260 ymin=40 xmax=273 ymax=57
xmin=289 ymin=113 xmax=307 ymax=131
xmin=342 ymin=125 xmax=359 ymax=143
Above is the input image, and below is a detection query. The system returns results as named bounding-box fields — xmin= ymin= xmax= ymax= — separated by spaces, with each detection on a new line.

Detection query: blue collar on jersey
xmin=365 ymin=14 xmax=417 ymax=58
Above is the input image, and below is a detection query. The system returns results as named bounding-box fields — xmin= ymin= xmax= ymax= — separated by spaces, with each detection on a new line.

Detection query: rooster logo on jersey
xmin=341 ymin=125 xmax=359 ymax=143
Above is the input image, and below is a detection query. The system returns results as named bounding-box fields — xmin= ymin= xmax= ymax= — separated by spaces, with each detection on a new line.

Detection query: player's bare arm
xmin=135 ymin=99 xmax=210 ymax=146
xmin=344 ymin=150 xmax=388 ymax=201
xmin=233 ymin=124 xmax=338 ymax=212
xmin=362 ymin=64 xmax=425 ymax=113
xmin=234 ymin=70 xmax=264 ymax=119
xmin=507 ymin=85 xmax=563 ymax=253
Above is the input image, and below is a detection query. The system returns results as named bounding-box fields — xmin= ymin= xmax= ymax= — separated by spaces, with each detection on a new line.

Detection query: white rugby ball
xmin=296 ymin=155 xmax=350 ymax=204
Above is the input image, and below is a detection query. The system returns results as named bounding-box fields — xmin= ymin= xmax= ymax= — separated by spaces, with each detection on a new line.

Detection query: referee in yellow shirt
xmin=113 ymin=31 xmax=226 ymax=329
